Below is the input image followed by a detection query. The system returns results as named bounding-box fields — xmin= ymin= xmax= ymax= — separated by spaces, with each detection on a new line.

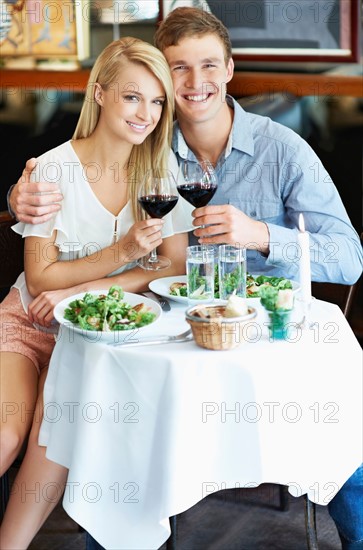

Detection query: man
xmin=7 ymin=7 xmax=363 ymax=550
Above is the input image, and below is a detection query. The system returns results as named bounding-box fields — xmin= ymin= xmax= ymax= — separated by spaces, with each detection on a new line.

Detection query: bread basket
xmin=185 ymin=304 xmax=257 ymax=351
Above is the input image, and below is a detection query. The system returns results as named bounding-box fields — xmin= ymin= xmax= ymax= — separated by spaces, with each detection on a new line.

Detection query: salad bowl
xmin=54 ymin=288 xmax=162 ymax=343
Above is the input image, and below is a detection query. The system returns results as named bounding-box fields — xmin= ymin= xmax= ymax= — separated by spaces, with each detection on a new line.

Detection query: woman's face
xmin=96 ymin=62 xmax=166 ymax=145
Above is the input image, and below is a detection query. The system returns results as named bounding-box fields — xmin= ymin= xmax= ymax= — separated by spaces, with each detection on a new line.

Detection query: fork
xmin=142 ymin=291 xmax=171 ymax=312
xmin=108 ymin=329 xmax=192 ymax=348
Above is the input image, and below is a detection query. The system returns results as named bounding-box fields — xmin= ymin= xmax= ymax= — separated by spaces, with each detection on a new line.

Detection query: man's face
xmin=163 ymin=34 xmax=234 ymax=126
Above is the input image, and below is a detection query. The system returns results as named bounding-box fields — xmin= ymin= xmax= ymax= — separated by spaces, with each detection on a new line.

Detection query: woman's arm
xmin=24 ymin=218 xmax=167 ymax=296
xmin=27 ymin=231 xmax=188 ymax=327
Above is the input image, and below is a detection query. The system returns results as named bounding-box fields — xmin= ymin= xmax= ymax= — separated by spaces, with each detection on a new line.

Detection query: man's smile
xmin=183 ymin=93 xmax=210 ymax=102
xmin=182 ymin=89 xmax=218 ymax=103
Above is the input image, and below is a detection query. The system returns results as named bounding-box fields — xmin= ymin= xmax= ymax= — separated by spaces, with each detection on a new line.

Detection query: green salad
xmin=169 ymin=272 xmax=293 ymax=299
xmin=259 ymin=285 xmax=294 ymax=311
xmin=214 ymin=270 xmax=292 ymax=299
xmin=215 ymin=264 xmax=246 ymax=298
xmin=246 ymin=274 xmax=293 ymax=297
xmin=64 ymin=286 xmax=156 ymax=331
xmin=169 ymin=281 xmax=188 ymax=297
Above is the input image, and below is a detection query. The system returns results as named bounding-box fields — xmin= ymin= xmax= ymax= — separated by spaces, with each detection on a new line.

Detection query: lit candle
xmin=298 ymin=213 xmax=312 ymax=305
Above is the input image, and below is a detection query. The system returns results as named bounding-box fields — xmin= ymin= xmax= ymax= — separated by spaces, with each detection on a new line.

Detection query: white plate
xmin=149 ymin=275 xmax=300 ymax=304
xmin=149 ymin=276 xmax=189 ymax=304
xmin=54 ymin=290 xmax=162 ymax=343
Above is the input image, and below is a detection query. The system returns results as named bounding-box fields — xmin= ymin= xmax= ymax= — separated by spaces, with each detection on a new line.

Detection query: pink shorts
xmin=0 ymin=288 xmax=56 ymax=374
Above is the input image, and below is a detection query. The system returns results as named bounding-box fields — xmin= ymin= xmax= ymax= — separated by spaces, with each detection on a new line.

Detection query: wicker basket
xmin=185 ymin=304 xmax=257 ymax=351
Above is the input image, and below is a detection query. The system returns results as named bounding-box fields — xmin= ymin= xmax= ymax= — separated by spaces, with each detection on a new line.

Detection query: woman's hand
xmin=118 ymin=219 xmax=165 ymax=263
xmin=28 ymin=287 xmax=79 ymax=327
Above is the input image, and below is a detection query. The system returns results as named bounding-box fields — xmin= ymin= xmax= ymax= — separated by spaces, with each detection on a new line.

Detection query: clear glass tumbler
xmin=186 ymin=245 xmax=215 ymax=302
xmin=218 ymin=245 xmax=247 ymax=300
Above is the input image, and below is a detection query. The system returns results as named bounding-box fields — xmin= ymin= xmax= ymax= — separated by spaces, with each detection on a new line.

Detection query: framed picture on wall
xmin=159 ymin=0 xmax=360 ymax=63
xmin=0 ymin=0 xmax=90 ymax=61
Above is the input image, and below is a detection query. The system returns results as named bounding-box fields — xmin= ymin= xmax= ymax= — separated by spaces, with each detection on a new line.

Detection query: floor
xmin=23 ymin=482 xmax=342 ymax=550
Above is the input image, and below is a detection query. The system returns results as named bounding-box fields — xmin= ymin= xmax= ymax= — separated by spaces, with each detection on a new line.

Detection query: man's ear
xmin=225 ymin=57 xmax=234 ymax=84
xmin=94 ymin=83 xmax=103 ymax=106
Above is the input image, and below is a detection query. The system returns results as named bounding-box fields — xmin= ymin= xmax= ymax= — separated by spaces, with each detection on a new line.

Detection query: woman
xmin=0 ymin=36 xmax=191 ymax=548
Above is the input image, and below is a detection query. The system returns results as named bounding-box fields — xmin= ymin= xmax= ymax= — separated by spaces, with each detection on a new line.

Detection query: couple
xmin=2 ymin=6 xmax=363 ymax=550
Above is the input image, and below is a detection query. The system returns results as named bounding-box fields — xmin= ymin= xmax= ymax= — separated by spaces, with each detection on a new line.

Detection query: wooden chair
xmin=311 ymin=232 xmax=363 ymax=329
xmin=312 ymin=280 xmax=359 ymax=318
xmin=0 ymin=210 xmax=24 ymax=300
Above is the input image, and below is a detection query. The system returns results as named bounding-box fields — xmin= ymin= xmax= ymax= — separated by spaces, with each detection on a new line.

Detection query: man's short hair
xmin=155 ymin=7 xmax=232 ymax=64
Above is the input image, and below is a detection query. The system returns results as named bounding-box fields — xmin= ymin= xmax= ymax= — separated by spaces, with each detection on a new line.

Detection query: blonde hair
xmin=155 ymin=7 xmax=232 ymax=64
xmin=73 ymin=37 xmax=174 ymax=221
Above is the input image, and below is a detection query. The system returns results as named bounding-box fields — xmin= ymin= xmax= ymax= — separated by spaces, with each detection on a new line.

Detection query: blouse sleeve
xmin=11 ymin=144 xmax=82 ymax=253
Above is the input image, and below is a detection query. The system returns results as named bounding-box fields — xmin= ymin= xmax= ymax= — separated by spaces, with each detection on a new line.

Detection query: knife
xmin=142 ymin=291 xmax=171 ymax=312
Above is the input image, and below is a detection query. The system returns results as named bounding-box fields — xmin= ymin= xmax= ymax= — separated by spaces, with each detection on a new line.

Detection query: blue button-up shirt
xmin=172 ymin=96 xmax=363 ymax=284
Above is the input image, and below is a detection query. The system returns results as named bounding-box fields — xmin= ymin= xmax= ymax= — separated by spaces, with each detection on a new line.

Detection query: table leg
xmin=166 ymin=515 xmax=178 ymax=550
xmin=304 ymin=495 xmax=318 ymax=550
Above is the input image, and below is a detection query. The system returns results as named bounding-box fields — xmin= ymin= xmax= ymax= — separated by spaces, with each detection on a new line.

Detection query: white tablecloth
xmin=40 ymin=299 xmax=362 ymax=550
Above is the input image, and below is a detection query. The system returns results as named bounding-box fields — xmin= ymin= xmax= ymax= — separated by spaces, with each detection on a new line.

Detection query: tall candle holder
xmin=297 ymin=213 xmax=312 ymax=328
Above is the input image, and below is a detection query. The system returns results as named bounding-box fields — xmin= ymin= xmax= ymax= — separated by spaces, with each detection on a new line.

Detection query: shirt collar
xmin=172 ymin=122 xmax=190 ymax=159
xmin=172 ymin=95 xmax=255 ymax=160
xmin=227 ymin=95 xmax=254 ymax=157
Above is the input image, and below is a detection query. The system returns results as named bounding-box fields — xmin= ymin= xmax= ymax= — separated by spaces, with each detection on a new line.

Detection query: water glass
xmin=267 ymin=310 xmax=293 ymax=340
xmin=186 ymin=245 xmax=215 ymax=302
xmin=218 ymin=245 xmax=247 ymax=300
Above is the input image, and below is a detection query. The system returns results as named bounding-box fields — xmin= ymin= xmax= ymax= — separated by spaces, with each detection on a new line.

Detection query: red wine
xmin=177 ymin=183 xmax=217 ymax=207
xmin=138 ymin=194 xmax=178 ymax=218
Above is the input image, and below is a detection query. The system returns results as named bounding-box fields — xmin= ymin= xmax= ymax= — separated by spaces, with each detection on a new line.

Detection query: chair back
xmin=311 ymin=232 xmax=363 ymax=319
xmin=0 ymin=211 xmax=24 ymax=300
xmin=311 ymin=280 xmax=358 ymax=318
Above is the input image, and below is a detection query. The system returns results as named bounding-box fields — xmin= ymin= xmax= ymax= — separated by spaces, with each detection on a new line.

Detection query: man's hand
xmin=192 ymin=204 xmax=270 ymax=254
xmin=9 ymin=158 xmax=63 ymax=224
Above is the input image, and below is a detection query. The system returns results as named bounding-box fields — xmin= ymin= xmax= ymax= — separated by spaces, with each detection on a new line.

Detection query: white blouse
xmin=12 ymin=141 xmax=193 ymax=311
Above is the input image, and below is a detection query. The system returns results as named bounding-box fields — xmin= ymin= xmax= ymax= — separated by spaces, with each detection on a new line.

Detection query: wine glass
xmin=177 ymin=159 xmax=218 ymax=256
xmin=137 ymin=169 xmax=179 ymax=271
xmin=177 ymin=159 xmax=217 ymax=209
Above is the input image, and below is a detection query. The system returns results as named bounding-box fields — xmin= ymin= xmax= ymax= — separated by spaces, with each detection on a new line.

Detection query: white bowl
xmin=54 ymin=290 xmax=162 ymax=343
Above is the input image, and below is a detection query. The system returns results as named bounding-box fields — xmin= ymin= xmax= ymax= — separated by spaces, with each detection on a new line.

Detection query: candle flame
xmin=299 ymin=213 xmax=305 ymax=232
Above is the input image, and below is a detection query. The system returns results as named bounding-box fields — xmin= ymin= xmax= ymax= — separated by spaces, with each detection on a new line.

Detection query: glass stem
xmin=200 ymin=224 xmax=208 ymax=251
xmin=149 ymin=248 xmax=158 ymax=263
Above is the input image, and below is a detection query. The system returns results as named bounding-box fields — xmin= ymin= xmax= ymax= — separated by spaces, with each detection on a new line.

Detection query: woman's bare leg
xmin=0 ymin=352 xmax=38 ymax=476
xmin=0 ymin=367 xmax=68 ymax=550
